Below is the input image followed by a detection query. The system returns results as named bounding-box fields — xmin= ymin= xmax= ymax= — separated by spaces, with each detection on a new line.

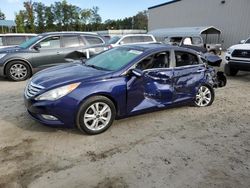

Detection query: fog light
xmin=41 ymin=114 xmax=58 ymax=121
xmin=225 ymin=56 xmax=230 ymax=61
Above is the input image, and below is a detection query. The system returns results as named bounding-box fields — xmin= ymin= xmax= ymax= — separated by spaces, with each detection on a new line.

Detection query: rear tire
xmin=76 ymin=96 xmax=116 ymax=135
xmin=6 ymin=61 xmax=31 ymax=81
xmin=224 ymin=64 xmax=238 ymax=76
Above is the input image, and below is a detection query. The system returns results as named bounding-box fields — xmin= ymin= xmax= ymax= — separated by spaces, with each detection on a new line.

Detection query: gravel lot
xmin=0 ymin=71 xmax=249 ymax=188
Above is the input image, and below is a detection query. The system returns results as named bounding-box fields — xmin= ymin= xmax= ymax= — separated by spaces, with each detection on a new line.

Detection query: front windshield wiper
xmin=84 ymin=63 xmax=110 ymax=71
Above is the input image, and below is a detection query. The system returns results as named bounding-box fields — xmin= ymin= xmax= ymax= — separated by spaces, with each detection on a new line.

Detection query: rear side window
xmin=5 ymin=36 xmax=26 ymax=46
xmin=175 ymin=51 xmax=199 ymax=67
xmin=136 ymin=51 xmax=170 ymax=70
xmin=120 ymin=36 xmax=133 ymax=44
xmin=39 ymin=36 xmax=60 ymax=49
xmin=142 ymin=36 xmax=154 ymax=42
xmin=62 ymin=35 xmax=80 ymax=47
xmin=84 ymin=36 xmax=104 ymax=45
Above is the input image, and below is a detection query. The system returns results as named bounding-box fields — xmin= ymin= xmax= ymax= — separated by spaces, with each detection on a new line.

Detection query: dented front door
xmin=126 ymin=68 xmax=174 ymax=114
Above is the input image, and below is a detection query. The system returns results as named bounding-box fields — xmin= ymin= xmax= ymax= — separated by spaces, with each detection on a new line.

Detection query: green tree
xmin=23 ymin=0 xmax=35 ymax=33
xmin=34 ymin=2 xmax=45 ymax=33
xmin=45 ymin=5 xmax=55 ymax=31
xmin=15 ymin=10 xmax=26 ymax=33
xmin=133 ymin=10 xmax=148 ymax=30
xmin=53 ymin=1 xmax=63 ymax=31
xmin=90 ymin=6 xmax=102 ymax=30
xmin=0 ymin=9 xmax=5 ymax=20
xmin=80 ymin=8 xmax=92 ymax=30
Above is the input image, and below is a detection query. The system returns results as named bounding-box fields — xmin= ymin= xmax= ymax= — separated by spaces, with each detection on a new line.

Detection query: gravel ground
xmin=0 ymin=71 xmax=249 ymax=188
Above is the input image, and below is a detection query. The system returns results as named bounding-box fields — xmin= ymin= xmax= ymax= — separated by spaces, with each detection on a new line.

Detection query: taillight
xmin=108 ymin=45 xmax=113 ymax=49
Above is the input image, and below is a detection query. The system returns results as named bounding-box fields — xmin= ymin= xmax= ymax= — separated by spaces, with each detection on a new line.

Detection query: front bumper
xmin=227 ymin=59 xmax=250 ymax=71
xmin=24 ymin=95 xmax=79 ymax=128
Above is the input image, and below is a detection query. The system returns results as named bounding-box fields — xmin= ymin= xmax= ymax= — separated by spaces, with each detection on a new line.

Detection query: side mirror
xmin=240 ymin=40 xmax=245 ymax=44
xmin=119 ymin=41 xmax=124 ymax=45
xmin=33 ymin=43 xmax=41 ymax=50
xmin=131 ymin=69 xmax=143 ymax=77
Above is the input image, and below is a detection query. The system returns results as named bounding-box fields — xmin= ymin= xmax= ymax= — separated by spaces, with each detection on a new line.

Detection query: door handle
xmin=56 ymin=52 xmax=61 ymax=55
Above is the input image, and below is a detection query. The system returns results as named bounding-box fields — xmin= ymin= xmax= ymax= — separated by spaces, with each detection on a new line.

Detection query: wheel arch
xmin=77 ymin=92 xmax=120 ymax=117
xmin=3 ymin=58 xmax=33 ymax=76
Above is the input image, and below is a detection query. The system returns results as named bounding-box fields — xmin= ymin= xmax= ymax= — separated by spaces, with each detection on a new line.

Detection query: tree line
xmin=0 ymin=0 xmax=148 ymax=33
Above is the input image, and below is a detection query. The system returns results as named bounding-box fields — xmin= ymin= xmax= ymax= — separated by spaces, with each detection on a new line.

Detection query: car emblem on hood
xmin=241 ymin=51 xmax=248 ymax=56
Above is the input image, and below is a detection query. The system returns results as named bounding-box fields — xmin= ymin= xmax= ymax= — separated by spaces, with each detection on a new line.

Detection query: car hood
xmin=229 ymin=44 xmax=250 ymax=50
xmin=31 ymin=63 xmax=111 ymax=88
xmin=0 ymin=46 xmax=24 ymax=53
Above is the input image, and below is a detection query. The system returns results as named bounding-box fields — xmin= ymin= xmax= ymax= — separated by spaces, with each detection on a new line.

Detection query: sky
xmin=0 ymin=0 xmax=169 ymax=22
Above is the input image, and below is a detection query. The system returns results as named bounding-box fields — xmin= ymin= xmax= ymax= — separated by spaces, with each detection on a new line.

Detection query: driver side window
xmin=39 ymin=36 xmax=60 ymax=49
xmin=175 ymin=51 xmax=199 ymax=67
xmin=136 ymin=51 xmax=170 ymax=71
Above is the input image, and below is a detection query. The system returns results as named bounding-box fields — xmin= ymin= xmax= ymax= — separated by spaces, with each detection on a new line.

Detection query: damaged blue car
xmin=24 ymin=44 xmax=225 ymax=135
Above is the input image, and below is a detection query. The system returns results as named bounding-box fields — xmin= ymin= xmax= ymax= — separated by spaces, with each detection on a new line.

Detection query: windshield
xmin=19 ymin=36 xmax=43 ymax=48
xmin=108 ymin=36 xmax=121 ymax=44
xmin=85 ymin=47 xmax=143 ymax=71
xmin=245 ymin=38 xmax=250 ymax=44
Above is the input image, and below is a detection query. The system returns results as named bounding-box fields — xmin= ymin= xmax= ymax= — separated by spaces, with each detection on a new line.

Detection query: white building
xmin=148 ymin=0 xmax=250 ymax=48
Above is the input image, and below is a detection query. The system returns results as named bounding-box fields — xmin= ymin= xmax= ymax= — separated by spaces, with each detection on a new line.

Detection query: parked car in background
xmin=0 ymin=33 xmax=37 ymax=49
xmin=224 ymin=37 xmax=250 ymax=76
xmin=149 ymin=26 xmax=223 ymax=55
xmin=24 ymin=44 xmax=225 ymax=135
xmin=0 ymin=32 xmax=107 ymax=81
xmin=107 ymin=34 xmax=157 ymax=48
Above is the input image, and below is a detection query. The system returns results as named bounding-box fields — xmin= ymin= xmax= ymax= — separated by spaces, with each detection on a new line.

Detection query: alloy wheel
xmin=83 ymin=102 xmax=112 ymax=131
xmin=195 ymin=86 xmax=212 ymax=107
xmin=10 ymin=63 xmax=28 ymax=80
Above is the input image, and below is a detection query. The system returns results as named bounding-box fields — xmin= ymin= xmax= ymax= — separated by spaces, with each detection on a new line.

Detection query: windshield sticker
xmin=128 ymin=50 xmax=143 ymax=55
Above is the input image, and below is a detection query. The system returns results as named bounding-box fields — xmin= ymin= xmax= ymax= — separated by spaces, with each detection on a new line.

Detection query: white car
xmin=224 ymin=37 xmax=250 ymax=76
xmin=107 ymin=34 xmax=157 ymax=48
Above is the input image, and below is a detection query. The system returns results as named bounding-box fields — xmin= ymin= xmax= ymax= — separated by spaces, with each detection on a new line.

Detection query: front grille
xmin=232 ymin=50 xmax=250 ymax=58
xmin=25 ymin=82 xmax=44 ymax=98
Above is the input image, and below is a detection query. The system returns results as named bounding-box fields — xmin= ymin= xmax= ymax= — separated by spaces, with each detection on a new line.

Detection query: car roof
xmin=40 ymin=31 xmax=99 ymax=36
xmin=123 ymin=43 xmax=199 ymax=54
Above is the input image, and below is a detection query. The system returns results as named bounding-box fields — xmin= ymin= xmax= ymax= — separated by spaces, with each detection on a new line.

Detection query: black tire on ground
xmin=76 ymin=96 xmax=116 ymax=135
xmin=6 ymin=61 xmax=31 ymax=81
xmin=217 ymin=72 xmax=227 ymax=87
xmin=224 ymin=64 xmax=238 ymax=76
xmin=194 ymin=84 xmax=215 ymax=107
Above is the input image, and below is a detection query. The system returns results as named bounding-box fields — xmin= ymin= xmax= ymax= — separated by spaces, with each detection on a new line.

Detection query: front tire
xmin=224 ymin=64 xmax=238 ymax=76
xmin=76 ymin=96 xmax=116 ymax=135
xmin=6 ymin=61 xmax=31 ymax=81
xmin=194 ymin=85 xmax=214 ymax=107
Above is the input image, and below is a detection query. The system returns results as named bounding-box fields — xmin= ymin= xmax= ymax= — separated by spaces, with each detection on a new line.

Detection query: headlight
xmin=0 ymin=53 xmax=6 ymax=59
xmin=35 ymin=82 xmax=80 ymax=101
xmin=226 ymin=48 xmax=233 ymax=54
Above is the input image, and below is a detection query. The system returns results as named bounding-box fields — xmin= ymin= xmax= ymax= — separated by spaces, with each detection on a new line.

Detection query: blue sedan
xmin=24 ymin=44 xmax=220 ymax=135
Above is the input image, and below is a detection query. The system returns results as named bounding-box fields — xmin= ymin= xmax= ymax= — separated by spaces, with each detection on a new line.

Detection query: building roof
xmin=148 ymin=0 xmax=182 ymax=10
xmin=0 ymin=20 xmax=16 ymax=27
xmin=148 ymin=26 xmax=221 ymax=37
